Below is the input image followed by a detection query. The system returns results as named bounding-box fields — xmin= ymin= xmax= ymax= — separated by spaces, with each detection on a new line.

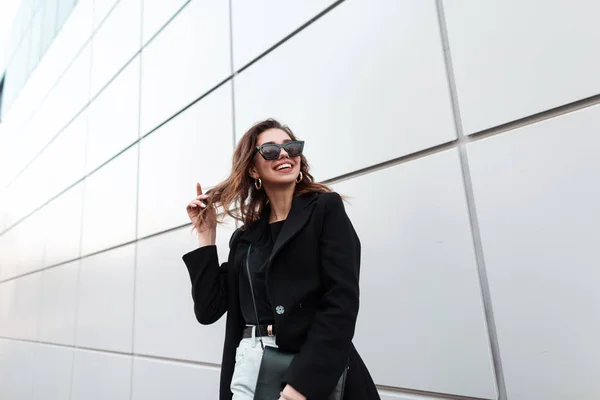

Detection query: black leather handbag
xmin=245 ymin=245 xmax=348 ymax=399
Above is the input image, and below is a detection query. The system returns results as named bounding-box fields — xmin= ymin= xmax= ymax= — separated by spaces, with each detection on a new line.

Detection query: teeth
xmin=276 ymin=163 xmax=292 ymax=170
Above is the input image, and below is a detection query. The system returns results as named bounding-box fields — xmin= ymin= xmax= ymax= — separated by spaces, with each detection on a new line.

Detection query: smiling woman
xmin=182 ymin=119 xmax=380 ymax=400
xmin=193 ymin=119 xmax=330 ymax=228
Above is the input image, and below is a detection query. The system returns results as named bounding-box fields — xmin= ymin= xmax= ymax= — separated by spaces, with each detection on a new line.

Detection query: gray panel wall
xmin=1 ymin=0 xmax=599 ymax=399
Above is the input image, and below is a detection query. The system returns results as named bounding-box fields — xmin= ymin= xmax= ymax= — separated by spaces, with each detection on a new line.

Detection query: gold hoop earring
xmin=254 ymin=178 xmax=262 ymax=190
xmin=296 ymin=171 xmax=303 ymax=183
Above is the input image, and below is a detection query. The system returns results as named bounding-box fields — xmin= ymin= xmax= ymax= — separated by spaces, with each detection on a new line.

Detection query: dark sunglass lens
xmin=285 ymin=142 xmax=303 ymax=156
xmin=261 ymin=145 xmax=280 ymax=160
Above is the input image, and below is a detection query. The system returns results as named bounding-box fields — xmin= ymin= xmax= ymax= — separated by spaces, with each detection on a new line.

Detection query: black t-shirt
xmin=239 ymin=220 xmax=285 ymax=325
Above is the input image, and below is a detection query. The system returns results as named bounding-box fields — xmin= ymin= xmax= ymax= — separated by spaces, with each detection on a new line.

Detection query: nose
xmin=279 ymin=148 xmax=290 ymax=159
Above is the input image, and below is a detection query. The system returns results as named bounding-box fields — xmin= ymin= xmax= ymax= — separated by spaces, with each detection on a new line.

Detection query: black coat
xmin=183 ymin=192 xmax=380 ymax=400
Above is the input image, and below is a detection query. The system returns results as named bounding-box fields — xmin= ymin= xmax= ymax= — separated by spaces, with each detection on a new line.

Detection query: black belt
xmin=243 ymin=324 xmax=276 ymax=338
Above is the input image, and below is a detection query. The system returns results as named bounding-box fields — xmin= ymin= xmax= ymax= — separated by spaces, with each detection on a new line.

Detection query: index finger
xmin=196 ymin=182 xmax=203 ymax=196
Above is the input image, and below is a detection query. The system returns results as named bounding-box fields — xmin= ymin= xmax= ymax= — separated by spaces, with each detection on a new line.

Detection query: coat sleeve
xmin=182 ymin=229 xmax=241 ymax=325
xmin=282 ymin=193 xmax=361 ymax=399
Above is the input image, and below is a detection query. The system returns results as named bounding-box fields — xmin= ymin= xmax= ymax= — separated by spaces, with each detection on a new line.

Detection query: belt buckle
xmin=267 ymin=324 xmax=274 ymax=337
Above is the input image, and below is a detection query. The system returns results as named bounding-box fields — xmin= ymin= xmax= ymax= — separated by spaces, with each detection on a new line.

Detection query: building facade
xmin=0 ymin=0 xmax=599 ymax=399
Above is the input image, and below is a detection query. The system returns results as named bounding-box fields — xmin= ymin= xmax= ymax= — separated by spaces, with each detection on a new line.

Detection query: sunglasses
xmin=255 ymin=140 xmax=304 ymax=160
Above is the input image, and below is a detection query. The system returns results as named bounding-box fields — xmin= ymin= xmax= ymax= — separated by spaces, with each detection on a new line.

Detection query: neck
xmin=264 ymin=184 xmax=295 ymax=223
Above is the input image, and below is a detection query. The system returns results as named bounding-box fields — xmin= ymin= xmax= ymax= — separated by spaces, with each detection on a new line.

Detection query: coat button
xmin=275 ymin=305 xmax=285 ymax=315
xmin=298 ymin=303 xmax=303 ymax=309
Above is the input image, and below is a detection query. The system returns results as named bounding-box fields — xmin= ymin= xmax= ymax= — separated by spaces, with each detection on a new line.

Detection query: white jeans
xmin=230 ymin=328 xmax=278 ymax=400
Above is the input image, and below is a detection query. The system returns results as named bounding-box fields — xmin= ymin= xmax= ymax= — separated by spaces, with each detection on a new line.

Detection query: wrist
xmin=197 ymin=232 xmax=216 ymax=247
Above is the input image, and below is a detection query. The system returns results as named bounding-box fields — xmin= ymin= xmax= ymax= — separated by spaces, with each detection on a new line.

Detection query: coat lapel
xmin=238 ymin=192 xmax=319 ymax=279
xmin=269 ymin=192 xmax=318 ymax=264
xmin=238 ymin=193 xmax=318 ymax=259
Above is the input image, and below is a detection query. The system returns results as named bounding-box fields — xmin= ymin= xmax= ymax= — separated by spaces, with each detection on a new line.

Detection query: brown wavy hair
xmin=200 ymin=118 xmax=331 ymax=229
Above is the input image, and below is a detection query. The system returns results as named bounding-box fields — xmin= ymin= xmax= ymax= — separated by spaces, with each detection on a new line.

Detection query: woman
xmin=183 ymin=119 xmax=380 ymax=400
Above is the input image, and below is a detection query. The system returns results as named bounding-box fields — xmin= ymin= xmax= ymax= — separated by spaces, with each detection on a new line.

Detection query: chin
xmin=279 ymin=178 xmax=297 ymax=186
xmin=268 ymin=177 xmax=297 ymax=186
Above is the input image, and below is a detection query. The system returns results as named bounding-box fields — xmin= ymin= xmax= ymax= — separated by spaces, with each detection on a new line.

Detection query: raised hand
xmin=186 ymin=182 xmax=216 ymax=246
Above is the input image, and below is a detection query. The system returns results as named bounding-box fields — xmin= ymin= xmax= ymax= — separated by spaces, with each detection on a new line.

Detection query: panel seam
xmin=0 ymin=335 xmax=222 ymax=369
xmin=128 ymin=0 xmax=145 ymax=397
xmin=0 ymin=335 xmax=489 ymax=399
xmin=234 ymin=0 xmax=347 ymax=75
xmin=67 ymin=20 xmax=95 ymax=400
xmin=229 ymin=0 xmax=237 ymax=151
xmin=435 ymin=1 xmax=506 ymax=399
xmin=376 ymin=384 xmax=490 ymax=400
xmin=467 ymin=93 xmax=600 ymax=142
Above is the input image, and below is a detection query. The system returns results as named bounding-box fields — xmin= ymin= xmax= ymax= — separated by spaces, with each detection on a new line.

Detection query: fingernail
xmin=191 ymin=204 xmax=197 ymax=208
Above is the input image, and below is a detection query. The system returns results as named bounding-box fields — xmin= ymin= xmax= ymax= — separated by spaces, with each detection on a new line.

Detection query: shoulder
xmin=311 ymin=192 xmax=349 ymax=224
xmin=315 ymin=191 xmax=345 ymax=210
xmin=228 ymin=227 xmax=243 ymax=249
xmin=314 ymin=191 xmax=359 ymax=242
xmin=292 ymin=191 xmax=344 ymax=213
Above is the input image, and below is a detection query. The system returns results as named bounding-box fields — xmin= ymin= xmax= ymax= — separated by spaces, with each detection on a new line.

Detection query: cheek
xmin=254 ymin=158 xmax=271 ymax=176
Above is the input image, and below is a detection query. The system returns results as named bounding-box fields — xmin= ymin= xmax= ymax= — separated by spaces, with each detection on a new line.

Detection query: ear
xmin=249 ymin=166 xmax=259 ymax=180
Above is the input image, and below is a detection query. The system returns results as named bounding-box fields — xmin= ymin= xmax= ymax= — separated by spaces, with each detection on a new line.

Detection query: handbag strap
xmin=245 ymin=244 xmax=265 ymax=350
